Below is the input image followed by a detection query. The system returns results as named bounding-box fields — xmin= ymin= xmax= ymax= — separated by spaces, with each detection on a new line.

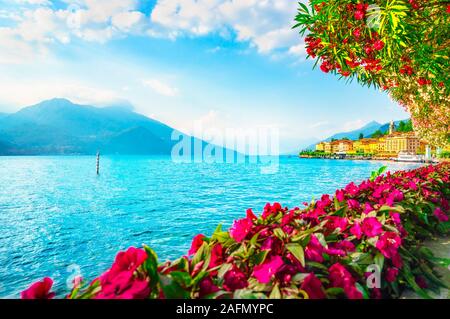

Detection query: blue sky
xmin=0 ymin=0 xmax=409 ymax=151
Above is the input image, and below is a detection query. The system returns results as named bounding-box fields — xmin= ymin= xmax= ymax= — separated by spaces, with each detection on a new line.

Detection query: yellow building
xmin=331 ymin=140 xmax=353 ymax=154
xmin=353 ymin=138 xmax=379 ymax=154
xmin=377 ymin=137 xmax=386 ymax=153
xmin=315 ymin=142 xmax=325 ymax=152
xmin=323 ymin=142 xmax=332 ymax=153
xmin=385 ymin=132 xmax=425 ymax=155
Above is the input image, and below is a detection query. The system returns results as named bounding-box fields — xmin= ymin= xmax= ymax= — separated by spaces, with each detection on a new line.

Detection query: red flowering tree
xmin=294 ymin=0 xmax=450 ymax=147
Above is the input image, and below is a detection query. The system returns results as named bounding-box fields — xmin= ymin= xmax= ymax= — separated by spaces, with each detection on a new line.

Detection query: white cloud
xmin=0 ymin=78 xmax=124 ymax=107
xmin=342 ymin=119 xmax=366 ymax=132
xmin=142 ymin=79 xmax=178 ymax=97
xmin=150 ymin=0 xmax=301 ymax=54
xmin=0 ymin=0 xmax=306 ymax=64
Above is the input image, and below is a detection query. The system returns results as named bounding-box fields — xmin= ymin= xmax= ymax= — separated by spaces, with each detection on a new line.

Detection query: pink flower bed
xmin=22 ymin=163 xmax=450 ymax=299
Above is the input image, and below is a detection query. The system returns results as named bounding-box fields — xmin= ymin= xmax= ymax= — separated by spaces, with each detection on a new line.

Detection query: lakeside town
xmin=300 ymin=120 xmax=449 ymax=163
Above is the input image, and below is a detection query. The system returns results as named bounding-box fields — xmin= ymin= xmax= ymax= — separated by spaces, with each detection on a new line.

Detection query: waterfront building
xmin=323 ymin=142 xmax=332 ymax=153
xmin=315 ymin=142 xmax=325 ymax=152
xmin=331 ymin=139 xmax=353 ymax=154
xmin=353 ymin=138 xmax=379 ymax=154
xmin=384 ymin=132 xmax=425 ymax=155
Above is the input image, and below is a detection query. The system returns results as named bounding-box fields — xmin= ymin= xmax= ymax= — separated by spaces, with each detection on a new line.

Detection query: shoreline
xmin=298 ymin=154 xmax=443 ymax=164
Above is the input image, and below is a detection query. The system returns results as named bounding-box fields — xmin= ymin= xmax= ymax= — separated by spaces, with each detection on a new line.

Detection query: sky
xmin=0 ymin=0 xmax=410 ymax=152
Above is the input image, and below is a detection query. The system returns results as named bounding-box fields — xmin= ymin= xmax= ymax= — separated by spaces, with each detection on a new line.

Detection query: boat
xmin=395 ymin=152 xmax=425 ymax=163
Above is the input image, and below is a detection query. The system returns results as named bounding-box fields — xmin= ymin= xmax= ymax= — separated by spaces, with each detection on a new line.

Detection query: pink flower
xmin=305 ymin=235 xmax=324 ymax=262
xmin=209 ymin=244 xmax=223 ymax=269
xmin=361 ymin=217 xmax=383 ymax=237
xmin=326 ymin=216 xmax=348 ymax=232
xmin=350 ymin=221 xmax=362 ymax=239
xmin=354 ymin=10 xmax=365 ymax=20
xmin=392 ymin=252 xmax=403 ymax=268
xmin=347 ymin=199 xmax=360 ymax=210
xmin=376 ymin=232 xmax=402 ymax=258
xmin=385 ymin=267 xmax=399 ymax=282
xmin=223 ymin=266 xmax=248 ymax=291
xmin=188 ymin=234 xmax=206 ymax=255
xmin=246 ymin=208 xmax=257 ymax=220
xmin=344 ymin=284 xmax=363 ymax=299
xmin=300 ymin=273 xmax=326 ymax=299
xmin=262 ymin=202 xmax=283 ymax=219
xmin=329 ymin=263 xmax=363 ymax=299
xmin=373 ymin=40 xmax=385 ymax=50
xmin=364 ymin=203 xmax=374 ymax=214
xmin=317 ymin=194 xmax=332 ymax=209
xmin=335 ymin=189 xmax=345 ymax=202
xmin=198 ymin=276 xmax=219 ymax=298
xmin=389 ymin=212 xmax=402 ymax=226
xmin=97 ymin=272 xmax=150 ymax=299
xmin=230 ymin=217 xmax=253 ymax=242
xmin=434 ymin=207 xmax=448 ymax=222
xmin=345 ymin=182 xmax=360 ymax=196
xmin=21 ymin=277 xmax=55 ymax=299
xmin=335 ymin=240 xmax=356 ymax=253
xmin=329 ymin=263 xmax=354 ymax=288
xmin=110 ymin=247 xmax=148 ymax=274
xmin=253 ymin=256 xmax=284 ymax=284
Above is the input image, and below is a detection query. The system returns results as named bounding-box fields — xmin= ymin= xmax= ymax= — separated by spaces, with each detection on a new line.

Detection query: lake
xmin=0 ymin=156 xmax=421 ymax=297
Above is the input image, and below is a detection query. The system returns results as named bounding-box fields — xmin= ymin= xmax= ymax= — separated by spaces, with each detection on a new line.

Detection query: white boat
xmin=395 ymin=152 xmax=425 ymax=163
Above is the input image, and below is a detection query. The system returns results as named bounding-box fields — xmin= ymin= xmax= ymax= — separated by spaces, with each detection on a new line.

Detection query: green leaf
xmin=286 ymin=243 xmax=306 ymax=267
xmin=160 ymin=275 xmax=190 ymax=299
xmin=269 ymin=284 xmax=282 ymax=299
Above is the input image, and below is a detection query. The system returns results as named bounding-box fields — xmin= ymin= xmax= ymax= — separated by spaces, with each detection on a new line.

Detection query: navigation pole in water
xmin=96 ymin=151 xmax=100 ymax=175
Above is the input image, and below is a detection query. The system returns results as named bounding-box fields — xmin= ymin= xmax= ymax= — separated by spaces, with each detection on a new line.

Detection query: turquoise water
xmin=0 ymin=156 xmax=421 ymax=298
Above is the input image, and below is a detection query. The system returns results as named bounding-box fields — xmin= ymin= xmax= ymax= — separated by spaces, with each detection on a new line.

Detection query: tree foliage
xmin=294 ymin=0 xmax=450 ymax=147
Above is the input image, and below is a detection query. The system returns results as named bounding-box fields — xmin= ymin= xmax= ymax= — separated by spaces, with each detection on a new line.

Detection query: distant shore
xmin=298 ymin=154 xmax=444 ymax=164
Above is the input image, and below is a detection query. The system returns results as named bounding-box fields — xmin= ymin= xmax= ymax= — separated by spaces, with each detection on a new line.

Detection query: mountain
xmin=325 ymin=121 xmax=382 ymax=141
xmin=0 ymin=98 xmax=207 ymax=155
xmin=303 ymin=119 xmax=409 ymax=150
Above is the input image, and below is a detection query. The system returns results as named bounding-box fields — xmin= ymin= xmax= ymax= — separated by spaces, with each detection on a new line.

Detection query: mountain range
xmin=0 ymin=99 xmax=194 ymax=155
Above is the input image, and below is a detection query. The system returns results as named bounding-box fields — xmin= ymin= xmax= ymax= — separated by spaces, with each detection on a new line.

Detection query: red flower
xmin=21 ymin=277 xmax=55 ymax=299
xmin=347 ymin=199 xmax=360 ymax=210
xmin=198 ymin=276 xmax=219 ymax=298
xmin=188 ymin=234 xmax=206 ymax=255
xmin=326 ymin=216 xmax=348 ymax=232
xmin=335 ymin=189 xmax=345 ymax=201
xmin=97 ymin=272 xmax=150 ymax=299
xmin=376 ymin=232 xmax=402 ymax=258
xmin=305 ymin=235 xmax=324 ymax=262
xmin=354 ymin=10 xmax=365 ymax=20
xmin=110 ymin=247 xmax=148 ymax=274
xmin=329 ymin=263 xmax=363 ymax=299
xmin=447 ymin=5 xmax=450 ymax=13
xmin=434 ymin=207 xmax=448 ymax=222
xmin=353 ymin=28 xmax=361 ymax=38
xmin=361 ymin=217 xmax=383 ymax=237
xmin=262 ymin=202 xmax=283 ymax=219
xmin=209 ymin=243 xmax=223 ymax=269
xmin=417 ymin=77 xmax=431 ymax=86
xmin=246 ymin=208 xmax=257 ymax=220
xmin=230 ymin=217 xmax=253 ymax=242
xmin=300 ymin=273 xmax=326 ymax=299
xmin=253 ymin=256 xmax=284 ymax=283
xmin=385 ymin=267 xmax=399 ymax=282
xmin=223 ymin=266 xmax=248 ymax=291
xmin=350 ymin=221 xmax=362 ymax=239
xmin=373 ymin=40 xmax=385 ymax=51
